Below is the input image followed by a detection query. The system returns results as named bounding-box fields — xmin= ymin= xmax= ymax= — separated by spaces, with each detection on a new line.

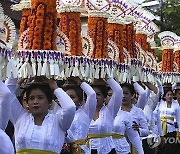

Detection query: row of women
xmin=0 ymin=76 xmax=180 ymax=154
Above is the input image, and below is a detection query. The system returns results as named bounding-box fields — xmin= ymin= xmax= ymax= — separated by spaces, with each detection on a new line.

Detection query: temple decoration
xmin=158 ymin=31 xmax=177 ymax=72
xmin=57 ymin=0 xmax=83 ymax=56
xmin=11 ymin=0 xmax=31 ymax=37
xmin=174 ymin=37 xmax=180 ymax=72
xmin=85 ymin=0 xmax=110 ymax=59
xmin=107 ymin=1 xmax=127 ymax=63
xmin=27 ymin=0 xmax=57 ymax=50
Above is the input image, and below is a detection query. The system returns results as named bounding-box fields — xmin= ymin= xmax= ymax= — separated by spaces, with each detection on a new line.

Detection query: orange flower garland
xmin=108 ymin=23 xmax=124 ymax=63
xmin=161 ymin=49 xmax=174 ymax=72
xmin=88 ymin=17 xmax=108 ymax=59
xmin=135 ymin=34 xmax=148 ymax=51
xmin=59 ymin=12 xmax=82 ymax=56
xmin=174 ymin=50 xmax=180 ymax=72
xmin=123 ymin=23 xmax=136 ymax=58
xmin=19 ymin=9 xmax=31 ymax=36
xmin=28 ymin=0 xmax=57 ymax=50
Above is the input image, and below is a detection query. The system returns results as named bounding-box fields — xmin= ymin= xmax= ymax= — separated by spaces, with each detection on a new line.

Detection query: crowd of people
xmin=0 ymin=76 xmax=180 ymax=154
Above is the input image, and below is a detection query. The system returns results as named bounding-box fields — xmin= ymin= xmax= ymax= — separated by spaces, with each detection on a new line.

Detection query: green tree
xmin=144 ymin=0 xmax=180 ymax=35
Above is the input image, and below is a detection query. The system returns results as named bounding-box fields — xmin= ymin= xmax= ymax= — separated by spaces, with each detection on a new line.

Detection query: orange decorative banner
xmin=88 ymin=17 xmax=108 ymax=59
xmin=161 ymin=49 xmax=174 ymax=72
xmin=28 ymin=0 xmax=57 ymax=50
xmin=19 ymin=9 xmax=31 ymax=36
xmin=123 ymin=23 xmax=136 ymax=58
xmin=59 ymin=12 xmax=82 ymax=56
xmin=108 ymin=23 xmax=124 ymax=63
xmin=174 ymin=50 xmax=180 ymax=72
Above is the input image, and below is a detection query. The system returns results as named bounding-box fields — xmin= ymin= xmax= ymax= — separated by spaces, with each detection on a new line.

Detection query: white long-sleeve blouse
xmin=155 ymin=100 xmax=180 ymax=135
xmin=113 ymin=110 xmax=144 ymax=154
xmin=5 ymin=78 xmax=76 ymax=153
xmin=130 ymin=105 xmax=149 ymax=137
xmin=66 ymin=82 xmax=96 ymax=153
xmin=88 ymin=78 xmax=123 ymax=154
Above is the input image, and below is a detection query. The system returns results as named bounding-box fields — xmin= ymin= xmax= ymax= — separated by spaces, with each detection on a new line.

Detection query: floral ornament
xmin=108 ymin=22 xmax=124 ymax=63
xmin=88 ymin=15 xmax=108 ymax=59
xmin=59 ymin=12 xmax=82 ymax=56
xmin=28 ymin=0 xmax=57 ymax=50
xmin=161 ymin=49 xmax=174 ymax=72
xmin=174 ymin=50 xmax=180 ymax=72
xmin=19 ymin=9 xmax=31 ymax=37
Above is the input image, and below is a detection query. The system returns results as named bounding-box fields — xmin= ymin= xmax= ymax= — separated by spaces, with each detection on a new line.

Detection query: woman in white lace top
xmin=63 ymin=79 xmax=97 ymax=154
xmin=5 ymin=78 xmax=76 ymax=154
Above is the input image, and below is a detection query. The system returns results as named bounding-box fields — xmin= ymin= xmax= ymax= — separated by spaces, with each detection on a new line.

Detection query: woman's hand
xmin=132 ymin=121 xmax=140 ymax=134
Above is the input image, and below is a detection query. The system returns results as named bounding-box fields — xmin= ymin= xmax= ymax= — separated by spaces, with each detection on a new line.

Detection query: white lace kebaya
xmin=154 ymin=100 xmax=180 ymax=135
xmin=66 ymin=82 xmax=97 ymax=154
xmin=6 ymin=78 xmax=76 ymax=153
xmin=130 ymin=105 xmax=149 ymax=137
xmin=113 ymin=110 xmax=144 ymax=154
xmin=88 ymin=78 xmax=123 ymax=154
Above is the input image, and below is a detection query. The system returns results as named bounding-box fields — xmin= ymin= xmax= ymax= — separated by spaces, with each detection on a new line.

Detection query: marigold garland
xmin=19 ymin=9 xmax=31 ymax=36
xmin=28 ymin=0 xmax=57 ymax=50
xmin=161 ymin=49 xmax=174 ymax=72
xmin=108 ymin=23 xmax=124 ymax=63
xmin=59 ymin=12 xmax=82 ymax=56
xmin=123 ymin=23 xmax=136 ymax=58
xmin=174 ymin=50 xmax=180 ymax=72
xmin=88 ymin=17 xmax=108 ymax=59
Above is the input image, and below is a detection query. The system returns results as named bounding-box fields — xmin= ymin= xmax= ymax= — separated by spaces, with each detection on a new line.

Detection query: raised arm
xmin=55 ymin=88 xmax=76 ymax=131
xmin=133 ymin=82 xmax=146 ymax=110
xmin=81 ymin=82 xmax=97 ymax=120
xmin=138 ymin=110 xmax=149 ymax=137
xmin=125 ymin=114 xmax=144 ymax=154
xmin=5 ymin=77 xmax=26 ymax=125
xmin=5 ymin=77 xmax=19 ymax=94
xmin=107 ymin=78 xmax=123 ymax=118
xmin=0 ymin=80 xmax=12 ymax=130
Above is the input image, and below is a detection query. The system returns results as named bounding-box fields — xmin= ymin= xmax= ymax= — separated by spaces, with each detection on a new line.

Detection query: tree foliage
xmin=144 ymin=0 xmax=180 ymax=36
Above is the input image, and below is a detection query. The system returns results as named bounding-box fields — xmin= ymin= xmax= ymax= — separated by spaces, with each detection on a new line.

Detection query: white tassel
xmin=94 ymin=64 xmax=99 ymax=79
xmin=37 ymin=56 xmax=42 ymax=76
xmin=6 ymin=57 xmax=18 ymax=78
xmin=49 ymin=58 xmax=55 ymax=76
xmin=41 ymin=60 xmax=47 ymax=76
xmin=85 ymin=63 xmax=89 ymax=78
xmin=100 ymin=65 xmax=105 ymax=79
xmin=31 ymin=57 xmax=36 ymax=76
xmin=80 ymin=62 xmax=85 ymax=78
xmin=54 ymin=59 xmax=60 ymax=76
xmin=72 ymin=61 xmax=79 ymax=77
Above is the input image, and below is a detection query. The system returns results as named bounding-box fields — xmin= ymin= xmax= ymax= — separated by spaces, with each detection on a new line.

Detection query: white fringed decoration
xmin=6 ymin=57 xmax=18 ymax=78
xmin=37 ymin=56 xmax=42 ymax=76
xmin=31 ymin=57 xmax=36 ymax=76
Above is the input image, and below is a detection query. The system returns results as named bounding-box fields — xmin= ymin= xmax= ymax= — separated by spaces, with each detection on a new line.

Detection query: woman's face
xmin=122 ymin=86 xmax=134 ymax=105
xmin=27 ymin=88 xmax=50 ymax=116
xmin=22 ymin=92 xmax=29 ymax=111
xmin=66 ymin=89 xmax=80 ymax=107
xmin=93 ymin=87 xmax=105 ymax=108
xmin=175 ymin=90 xmax=180 ymax=102
xmin=164 ymin=91 xmax=173 ymax=102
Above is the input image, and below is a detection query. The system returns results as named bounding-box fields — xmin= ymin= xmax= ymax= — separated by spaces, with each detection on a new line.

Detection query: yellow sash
xmin=160 ymin=116 xmax=174 ymax=135
xmin=86 ymin=133 xmax=124 ymax=147
xmin=16 ymin=149 xmax=57 ymax=154
xmin=71 ymin=139 xmax=86 ymax=154
xmin=177 ymin=131 xmax=180 ymax=138
xmin=131 ymin=146 xmax=136 ymax=154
